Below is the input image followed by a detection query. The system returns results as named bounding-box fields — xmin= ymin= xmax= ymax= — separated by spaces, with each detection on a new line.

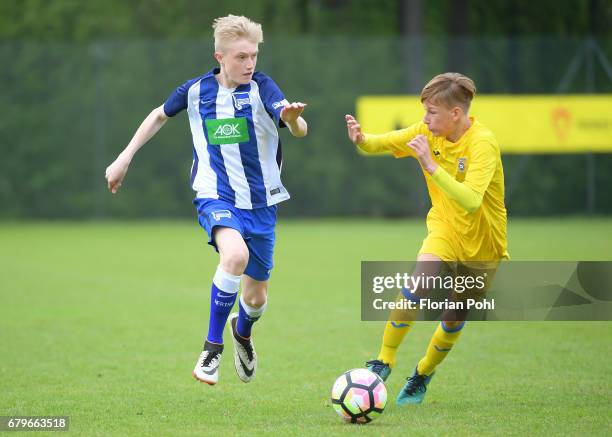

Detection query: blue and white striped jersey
xmin=163 ymin=68 xmax=290 ymax=209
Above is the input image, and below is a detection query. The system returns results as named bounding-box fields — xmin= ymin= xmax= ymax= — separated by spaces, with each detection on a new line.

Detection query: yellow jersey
xmin=359 ymin=117 xmax=508 ymax=261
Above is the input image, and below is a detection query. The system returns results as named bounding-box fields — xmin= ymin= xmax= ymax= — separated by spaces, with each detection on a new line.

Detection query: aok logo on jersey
xmin=205 ymin=117 xmax=250 ymax=145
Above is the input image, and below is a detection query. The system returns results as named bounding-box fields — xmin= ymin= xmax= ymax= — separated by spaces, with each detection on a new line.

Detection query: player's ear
xmin=451 ymin=106 xmax=463 ymax=120
xmin=214 ymin=51 xmax=223 ymax=65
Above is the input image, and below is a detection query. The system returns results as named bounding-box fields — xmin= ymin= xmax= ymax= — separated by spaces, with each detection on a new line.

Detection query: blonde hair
xmin=212 ymin=15 xmax=263 ymax=52
xmin=420 ymin=72 xmax=476 ymax=111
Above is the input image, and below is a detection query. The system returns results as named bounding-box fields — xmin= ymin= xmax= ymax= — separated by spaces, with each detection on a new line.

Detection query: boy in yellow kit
xmin=346 ymin=72 xmax=508 ymax=405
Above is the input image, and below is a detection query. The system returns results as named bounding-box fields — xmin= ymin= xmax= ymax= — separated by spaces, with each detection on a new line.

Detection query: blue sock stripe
xmin=441 ymin=321 xmax=465 ymax=333
xmin=401 ymin=287 xmax=421 ymax=303
xmin=391 ymin=321 xmax=411 ymax=328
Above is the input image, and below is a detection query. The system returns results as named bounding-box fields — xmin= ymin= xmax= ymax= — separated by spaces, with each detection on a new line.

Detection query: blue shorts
xmin=193 ymin=198 xmax=277 ymax=281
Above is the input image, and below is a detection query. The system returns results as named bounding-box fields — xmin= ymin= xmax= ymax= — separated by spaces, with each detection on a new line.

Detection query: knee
xmin=441 ymin=320 xmax=465 ymax=331
xmin=243 ymin=290 xmax=267 ymax=309
xmin=441 ymin=305 xmax=468 ymax=323
xmin=220 ymin=249 xmax=249 ymax=275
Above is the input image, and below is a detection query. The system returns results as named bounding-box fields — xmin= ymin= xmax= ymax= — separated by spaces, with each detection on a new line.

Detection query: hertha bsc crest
xmin=458 ymin=157 xmax=467 ymax=172
xmin=232 ymin=92 xmax=251 ymax=110
xmin=211 ymin=210 xmax=232 ymax=221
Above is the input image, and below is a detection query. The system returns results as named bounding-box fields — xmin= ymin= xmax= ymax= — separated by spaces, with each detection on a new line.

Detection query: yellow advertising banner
xmin=356 ymin=95 xmax=612 ymax=153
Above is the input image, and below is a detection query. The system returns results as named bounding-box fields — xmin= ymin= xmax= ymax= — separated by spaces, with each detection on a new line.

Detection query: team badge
xmin=458 ymin=157 xmax=467 ymax=172
xmin=232 ymin=92 xmax=251 ymax=110
xmin=211 ymin=210 xmax=232 ymax=221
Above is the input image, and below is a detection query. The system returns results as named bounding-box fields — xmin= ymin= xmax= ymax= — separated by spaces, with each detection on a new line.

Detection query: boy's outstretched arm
xmin=346 ymin=114 xmax=386 ymax=154
xmin=345 ymin=114 xmax=416 ymax=157
xmin=280 ymin=102 xmax=308 ymax=137
xmin=105 ymin=105 xmax=169 ymax=194
xmin=345 ymin=114 xmax=366 ymax=146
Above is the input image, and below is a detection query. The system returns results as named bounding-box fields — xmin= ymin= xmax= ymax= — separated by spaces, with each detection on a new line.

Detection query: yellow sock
xmin=417 ymin=321 xmax=465 ymax=376
xmin=377 ymin=294 xmax=419 ymax=367
xmin=377 ymin=321 xmax=413 ymax=368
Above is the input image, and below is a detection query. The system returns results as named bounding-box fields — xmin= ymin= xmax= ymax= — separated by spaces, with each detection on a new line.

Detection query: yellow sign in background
xmin=357 ymin=95 xmax=612 ymax=153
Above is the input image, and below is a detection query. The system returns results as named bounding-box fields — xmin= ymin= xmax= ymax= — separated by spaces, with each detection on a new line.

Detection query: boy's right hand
xmin=105 ymin=154 xmax=130 ymax=194
xmin=345 ymin=114 xmax=365 ymax=145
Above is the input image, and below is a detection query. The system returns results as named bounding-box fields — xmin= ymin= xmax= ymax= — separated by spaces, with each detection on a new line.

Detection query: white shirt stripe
xmin=187 ymin=80 xmax=218 ymax=199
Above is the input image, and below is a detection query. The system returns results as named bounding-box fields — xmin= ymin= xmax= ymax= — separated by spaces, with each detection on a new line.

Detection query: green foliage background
xmin=1 ymin=0 xmax=611 ymax=218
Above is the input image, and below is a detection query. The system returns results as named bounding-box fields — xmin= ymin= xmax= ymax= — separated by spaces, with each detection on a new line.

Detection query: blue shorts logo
xmin=211 ymin=210 xmax=232 ymax=221
xmin=232 ymin=92 xmax=251 ymax=110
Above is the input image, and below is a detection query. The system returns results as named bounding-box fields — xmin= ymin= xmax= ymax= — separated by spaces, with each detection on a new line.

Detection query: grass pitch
xmin=1 ymin=218 xmax=611 ymax=436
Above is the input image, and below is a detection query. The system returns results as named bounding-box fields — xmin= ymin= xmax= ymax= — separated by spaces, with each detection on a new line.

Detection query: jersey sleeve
xmin=463 ymin=140 xmax=498 ymax=195
xmin=431 ymin=168 xmax=483 ymax=213
xmin=430 ymin=140 xmax=498 ymax=213
xmin=254 ymin=73 xmax=288 ymax=128
xmin=358 ymin=122 xmax=425 ymax=158
xmin=163 ymin=78 xmax=197 ymax=117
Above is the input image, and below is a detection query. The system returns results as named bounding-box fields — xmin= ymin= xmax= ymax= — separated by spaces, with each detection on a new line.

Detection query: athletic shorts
xmin=419 ymin=222 xmax=503 ymax=270
xmin=418 ymin=223 xmax=501 ymax=299
xmin=193 ymin=198 xmax=277 ymax=281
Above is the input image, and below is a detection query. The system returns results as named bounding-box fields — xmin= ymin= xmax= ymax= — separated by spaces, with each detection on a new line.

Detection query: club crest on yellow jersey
xmin=458 ymin=157 xmax=467 ymax=172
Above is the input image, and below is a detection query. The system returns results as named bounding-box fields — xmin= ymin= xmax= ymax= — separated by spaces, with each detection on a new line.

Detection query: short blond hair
xmin=212 ymin=15 xmax=263 ymax=52
xmin=420 ymin=72 xmax=476 ymax=111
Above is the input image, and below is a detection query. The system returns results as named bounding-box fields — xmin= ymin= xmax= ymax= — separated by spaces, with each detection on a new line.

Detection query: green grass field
xmin=1 ymin=218 xmax=611 ymax=436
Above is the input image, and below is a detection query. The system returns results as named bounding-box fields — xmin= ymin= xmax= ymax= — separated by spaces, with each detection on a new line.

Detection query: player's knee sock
xmin=236 ymin=294 xmax=267 ymax=339
xmin=377 ymin=288 xmax=419 ymax=368
xmin=378 ymin=321 xmax=414 ymax=368
xmin=206 ymin=266 xmax=240 ymax=344
xmin=417 ymin=321 xmax=465 ymax=376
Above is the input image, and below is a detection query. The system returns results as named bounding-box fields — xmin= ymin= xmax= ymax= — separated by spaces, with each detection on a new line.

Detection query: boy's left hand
xmin=280 ymin=102 xmax=306 ymax=124
xmin=407 ymin=135 xmax=438 ymax=175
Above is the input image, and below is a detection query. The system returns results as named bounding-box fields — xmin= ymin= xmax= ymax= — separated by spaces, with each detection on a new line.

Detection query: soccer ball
xmin=330 ymin=368 xmax=387 ymax=424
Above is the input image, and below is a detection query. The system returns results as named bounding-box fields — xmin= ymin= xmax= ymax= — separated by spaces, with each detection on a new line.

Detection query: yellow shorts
xmin=418 ymin=223 xmax=504 ymax=270
xmin=418 ymin=226 xmax=460 ymax=262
